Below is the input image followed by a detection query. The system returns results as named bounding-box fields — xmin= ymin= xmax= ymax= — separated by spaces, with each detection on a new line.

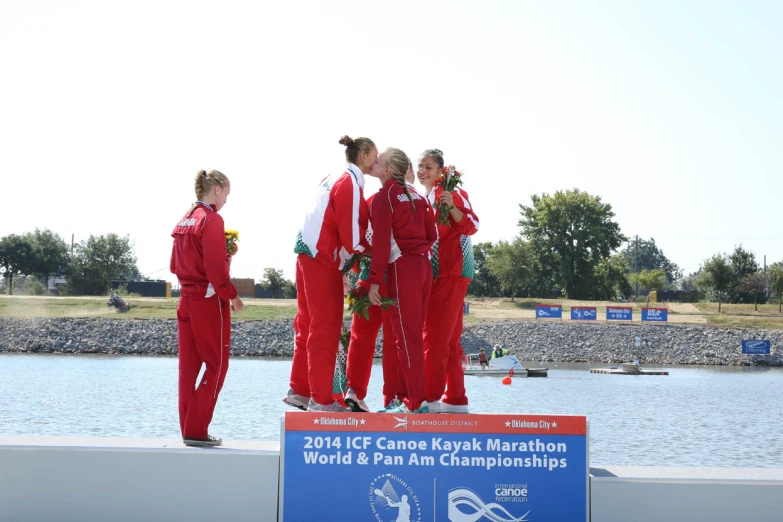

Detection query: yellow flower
xmin=224 ymin=229 xmax=240 ymax=241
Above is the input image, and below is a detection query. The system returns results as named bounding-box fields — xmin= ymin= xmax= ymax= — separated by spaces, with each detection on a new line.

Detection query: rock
xmin=0 ymin=317 xmax=781 ymax=367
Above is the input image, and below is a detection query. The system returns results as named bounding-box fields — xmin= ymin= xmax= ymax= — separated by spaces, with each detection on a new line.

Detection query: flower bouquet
xmin=435 ymin=166 xmax=464 ymax=226
xmin=225 ymin=230 xmax=239 ymax=262
xmin=342 ymin=252 xmax=370 ymax=276
xmin=346 ymin=286 xmax=396 ymax=320
xmin=339 ymin=324 xmax=351 ymax=351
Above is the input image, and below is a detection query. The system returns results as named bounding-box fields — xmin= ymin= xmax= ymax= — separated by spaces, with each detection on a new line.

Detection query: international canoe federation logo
xmin=393 ymin=415 xmax=408 ymax=430
xmin=448 ymin=487 xmax=530 ymax=522
xmin=573 ymin=308 xmax=595 ymax=319
xmin=369 ymin=473 xmax=421 ymax=522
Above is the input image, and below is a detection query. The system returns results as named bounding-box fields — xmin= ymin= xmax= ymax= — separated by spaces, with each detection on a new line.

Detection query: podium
xmin=279 ymin=412 xmax=589 ymax=521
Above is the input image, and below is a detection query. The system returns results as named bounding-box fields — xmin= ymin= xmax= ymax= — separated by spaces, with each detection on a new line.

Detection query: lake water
xmin=1 ymin=353 xmax=781 ymax=468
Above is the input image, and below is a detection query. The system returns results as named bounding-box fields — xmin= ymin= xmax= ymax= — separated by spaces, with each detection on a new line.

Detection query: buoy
xmin=509 ymin=368 xmax=515 ymax=377
xmin=501 ymin=376 xmax=512 ymax=385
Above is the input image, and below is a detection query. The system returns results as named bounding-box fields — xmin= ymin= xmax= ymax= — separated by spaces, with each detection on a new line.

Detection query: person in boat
xmin=492 ymin=344 xmax=509 ymax=359
xmin=478 ymin=349 xmax=489 ymax=368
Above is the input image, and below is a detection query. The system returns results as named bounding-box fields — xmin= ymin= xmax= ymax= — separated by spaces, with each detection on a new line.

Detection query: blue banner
xmin=570 ymin=307 xmax=597 ymax=321
xmin=641 ymin=308 xmax=668 ymax=322
xmin=742 ymin=340 xmax=771 ymax=354
xmin=281 ymin=412 xmax=588 ymax=522
xmin=536 ymin=305 xmax=563 ymax=319
xmin=606 ymin=307 xmax=632 ymax=321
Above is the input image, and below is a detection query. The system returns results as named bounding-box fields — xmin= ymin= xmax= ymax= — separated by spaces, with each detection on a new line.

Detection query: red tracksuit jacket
xmin=294 ymin=164 xmax=369 ymax=271
xmin=170 ymin=203 xmax=238 ymax=300
xmin=428 ymin=185 xmax=480 ymax=279
xmin=368 ymin=181 xmax=437 ymax=284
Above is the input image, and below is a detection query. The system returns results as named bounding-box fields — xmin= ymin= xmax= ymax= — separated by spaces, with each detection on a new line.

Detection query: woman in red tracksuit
xmin=344 ymin=164 xmax=419 ymax=412
xmin=418 ymin=149 xmax=479 ymax=414
xmin=284 ymin=135 xmax=378 ymax=413
xmin=368 ymin=147 xmax=437 ymax=414
xmin=170 ymin=169 xmax=244 ymax=447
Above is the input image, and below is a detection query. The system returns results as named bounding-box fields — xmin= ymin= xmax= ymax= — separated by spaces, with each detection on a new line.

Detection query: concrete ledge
xmin=591 ymin=465 xmax=783 ymax=522
xmin=2 ymin=437 xmax=783 ymax=521
xmin=0 ymin=436 xmax=280 ymax=522
xmin=591 ymin=465 xmax=783 ymax=481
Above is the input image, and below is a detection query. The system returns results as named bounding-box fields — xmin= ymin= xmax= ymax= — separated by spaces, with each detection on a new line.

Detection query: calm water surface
xmin=1 ymin=353 xmax=781 ymax=468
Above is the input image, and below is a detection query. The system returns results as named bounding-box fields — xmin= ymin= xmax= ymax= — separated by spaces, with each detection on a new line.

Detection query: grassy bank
xmin=0 ymin=296 xmax=297 ymax=321
xmin=3 ymin=295 xmax=783 ymax=330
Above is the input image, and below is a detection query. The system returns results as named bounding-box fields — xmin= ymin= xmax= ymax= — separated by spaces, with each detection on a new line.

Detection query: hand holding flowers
xmin=435 ymin=166 xmax=464 ymax=226
xmin=346 ymin=286 xmax=396 ymax=320
xmin=225 ymin=229 xmax=239 ymax=260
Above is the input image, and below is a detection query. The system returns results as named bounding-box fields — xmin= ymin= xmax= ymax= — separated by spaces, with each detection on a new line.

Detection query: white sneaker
xmin=307 ymin=399 xmax=350 ymax=413
xmin=440 ymin=401 xmax=469 ymax=414
xmin=427 ymin=401 xmax=443 ymax=414
xmin=282 ymin=388 xmax=309 ymax=411
xmin=344 ymin=388 xmax=369 ymax=412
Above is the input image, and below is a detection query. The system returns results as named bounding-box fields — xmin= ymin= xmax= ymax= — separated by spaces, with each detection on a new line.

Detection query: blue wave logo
xmin=447 ymin=488 xmax=530 ymax=522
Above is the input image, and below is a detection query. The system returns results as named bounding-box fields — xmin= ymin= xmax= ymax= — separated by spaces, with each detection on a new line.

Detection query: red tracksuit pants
xmin=386 ymin=254 xmax=432 ymax=411
xmin=423 ymin=276 xmax=470 ymax=405
xmin=345 ymin=281 xmax=403 ymax=406
xmin=290 ymin=253 xmax=344 ymax=406
xmin=177 ymin=293 xmax=231 ymax=439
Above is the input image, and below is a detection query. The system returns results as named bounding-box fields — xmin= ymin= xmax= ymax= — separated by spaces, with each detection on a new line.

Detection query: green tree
xmin=283 ymin=279 xmax=297 ymax=299
xmin=519 ymin=189 xmax=626 ymax=299
xmin=261 ymin=268 xmax=286 ymax=298
xmin=768 ymin=263 xmax=783 ymax=313
xmin=468 ymin=242 xmax=501 ymax=297
xmin=486 ymin=237 xmax=530 ymax=301
xmin=66 ymin=234 xmax=139 ymax=295
xmin=728 ymin=245 xmax=760 ymax=303
xmin=28 ymin=229 xmax=70 ymax=290
xmin=739 ymin=271 xmax=768 ymax=312
xmin=0 ymin=234 xmax=35 ymax=294
xmin=701 ymin=254 xmax=733 ymax=313
xmin=592 ymin=255 xmax=633 ymax=301
xmin=630 ymin=269 xmax=667 ymax=293
xmin=619 ymin=237 xmax=682 ymax=286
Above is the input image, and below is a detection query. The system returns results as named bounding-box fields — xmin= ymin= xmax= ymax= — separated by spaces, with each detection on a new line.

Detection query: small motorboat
xmin=463 ymin=354 xmax=549 ymax=377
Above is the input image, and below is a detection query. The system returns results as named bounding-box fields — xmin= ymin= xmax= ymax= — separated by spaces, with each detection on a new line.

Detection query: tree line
xmin=5 ymin=190 xmax=782 ymax=305
xmin=467 ymin=188 xmax=783 ymax=306
xmin=0 ymin=229 xmax=297 ymax=298
xmin=0 ymin=230 xmax=140 ymax=295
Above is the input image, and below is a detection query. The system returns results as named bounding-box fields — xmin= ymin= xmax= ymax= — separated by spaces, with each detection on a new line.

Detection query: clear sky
xmin=2 ymin=1 xmax=781 ymax=284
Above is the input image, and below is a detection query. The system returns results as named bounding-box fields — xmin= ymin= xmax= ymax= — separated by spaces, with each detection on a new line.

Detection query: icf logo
xmin=495 ymin=483 xmax=529 ymax=504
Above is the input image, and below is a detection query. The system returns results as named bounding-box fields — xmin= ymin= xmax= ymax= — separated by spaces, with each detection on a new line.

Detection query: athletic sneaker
xmin=307 ymin=399 xmax=350 ymax=413
xmin=426 ymin=400 xmax=443 ymax=414
xmin=282 ymin=388 xmax=309 ymax=411
xmin=385 ymin=401 xmax=429 ymax=414
xmin=440 ymin=401 xmax=469 ymax=414
xmin=183 ymin=435 xmax=222 ymax=447
xmin=343 ymin=388 xmax=369 ymax=412
xmin=377 ymin=398 xmax=403 ymax=412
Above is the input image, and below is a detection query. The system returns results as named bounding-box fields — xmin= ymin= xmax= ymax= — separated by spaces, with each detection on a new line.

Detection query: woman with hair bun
xmin=417 ymin=149 xmax=480 ymax=413
xmin=367 ymin=147 xmax=437 ymax=414
xmin=170 ymin=169 xmax=243 ymax=447
xmin=284 ymin=135 xmax=378 ymax=413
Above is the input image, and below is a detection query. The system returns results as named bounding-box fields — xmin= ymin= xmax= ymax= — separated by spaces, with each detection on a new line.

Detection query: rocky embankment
xmin=0 ymin=317 xmax=781 ymax=366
